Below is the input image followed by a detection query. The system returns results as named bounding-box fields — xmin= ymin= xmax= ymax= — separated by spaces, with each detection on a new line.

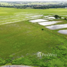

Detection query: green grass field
xmin=0 ymin=7 xmax=67 ymax=61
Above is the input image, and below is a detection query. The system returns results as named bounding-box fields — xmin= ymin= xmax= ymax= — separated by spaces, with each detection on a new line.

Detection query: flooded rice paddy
xmin=38 ymin=21 xmax=59 ymax=26
xmin=29 ymin=18 xmax=67 ymax=35
xmin=46 ymin=24 xmax=67 ymax=30
xmin=29 ymin=19 xmax=47 ymax=23
xmin=58 ymin=30 xmax=67 ymax=34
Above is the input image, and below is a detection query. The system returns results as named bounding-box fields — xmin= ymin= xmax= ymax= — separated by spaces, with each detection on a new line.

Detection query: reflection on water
xmin=58 ymin=30 xmax=67 ymax=34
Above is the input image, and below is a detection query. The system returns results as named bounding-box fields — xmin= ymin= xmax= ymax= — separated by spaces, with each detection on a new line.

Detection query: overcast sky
xmin=0 ymin=0 xmax=67 ymax=1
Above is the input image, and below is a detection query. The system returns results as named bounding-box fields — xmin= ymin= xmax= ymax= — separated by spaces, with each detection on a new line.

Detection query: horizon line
xmin=0 ymin=1 xmax=66 ymax=2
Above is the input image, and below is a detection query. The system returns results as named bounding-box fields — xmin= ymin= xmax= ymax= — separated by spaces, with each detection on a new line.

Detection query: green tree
xmin=54 ymin=15 xmax=59 ymax=19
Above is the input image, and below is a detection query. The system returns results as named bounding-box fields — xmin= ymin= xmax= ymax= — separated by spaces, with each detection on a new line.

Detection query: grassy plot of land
xmin=0 ymin=20 xmax=67 ymax=59
xmin=0 ymin=7 xmax=67 ymax=25
xmin=0 ymin=7 xmax=43 ymax=25
xmin=0 ymin=7 xmax=67 ymax=59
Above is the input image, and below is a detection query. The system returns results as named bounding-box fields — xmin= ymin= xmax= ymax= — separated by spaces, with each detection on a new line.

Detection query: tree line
xmin=0 ymin=3 xmax=67 ymax=9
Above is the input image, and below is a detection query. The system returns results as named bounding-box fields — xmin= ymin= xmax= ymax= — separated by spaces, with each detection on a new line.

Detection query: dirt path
xmin=1 ymin=65 xmax=35 ymax=67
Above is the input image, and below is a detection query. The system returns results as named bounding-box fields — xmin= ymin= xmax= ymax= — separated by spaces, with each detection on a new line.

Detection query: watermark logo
xmin=37 ymin=52 xmax=57 ymax=58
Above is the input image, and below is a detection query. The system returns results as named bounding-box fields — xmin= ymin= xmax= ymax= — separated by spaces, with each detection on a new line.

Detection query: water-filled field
xmin=0 ymin=7 xmax=67 ymax=65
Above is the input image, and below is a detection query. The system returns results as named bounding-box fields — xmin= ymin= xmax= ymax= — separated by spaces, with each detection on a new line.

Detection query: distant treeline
xmin=0 ymin=4 xmax=67 ymax=9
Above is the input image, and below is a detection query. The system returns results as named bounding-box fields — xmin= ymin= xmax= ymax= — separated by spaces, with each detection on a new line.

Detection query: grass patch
xmin=0 ymin=7 xmax=67 ymax=66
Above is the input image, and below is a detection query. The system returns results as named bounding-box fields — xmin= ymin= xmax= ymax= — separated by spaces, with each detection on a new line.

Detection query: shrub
xmin=12 ymin=57 xmax=32 ymax=65
xmin=0 ymin=58 xmax=6 ymax=65
xmin=6 ymin=55 xmax=13 ymax=63
xmin=64 ymin=18 xmax=67 ymax=20
xmin=54 ymin=15 xmax=59 ymax=19
xmin=48 ymin=59 xmax=64 ymax=67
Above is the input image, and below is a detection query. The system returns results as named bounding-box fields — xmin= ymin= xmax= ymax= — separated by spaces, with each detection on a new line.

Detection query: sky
xmin=0 ymin=0 xmax=67 ymax=1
